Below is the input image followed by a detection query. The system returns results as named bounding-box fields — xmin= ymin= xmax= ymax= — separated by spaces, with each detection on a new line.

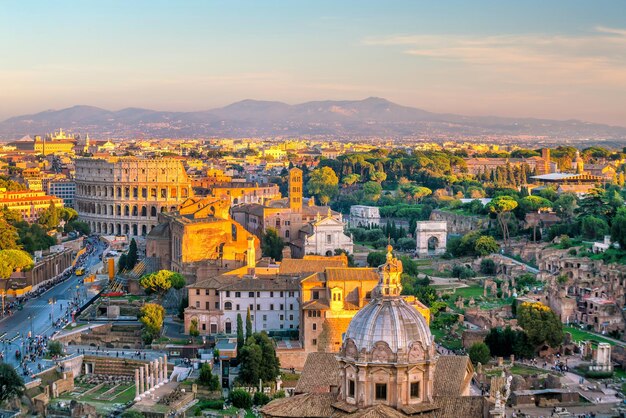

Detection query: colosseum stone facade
xmin=75 ymin=157 xmax=193 ymax=236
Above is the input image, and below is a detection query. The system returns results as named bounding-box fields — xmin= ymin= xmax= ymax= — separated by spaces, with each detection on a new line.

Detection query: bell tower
xmin=288 ymin=167 xmax=302 ymax=211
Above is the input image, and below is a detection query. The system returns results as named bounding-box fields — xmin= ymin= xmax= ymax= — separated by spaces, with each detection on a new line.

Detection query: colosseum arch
xmin=141 ymin=206 xmax=147 ymax=216
xmin=132 ymin=205 xmax=138 ymax=216
xmin=124 ymin=205 xmax=130 ymax=216
xmin=132 ymin=224 xmax=138 ymax=236
xmin=124 ymin=224 xmax=130 ymax=235
xmin=141 ymin=225 xmax=147 ymax=236
xmin=150 ymin=206 xmax=157 ymax=217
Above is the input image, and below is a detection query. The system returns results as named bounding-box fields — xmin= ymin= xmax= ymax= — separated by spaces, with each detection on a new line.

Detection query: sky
xmin=1 ymin=0 xmax=626 ymax=125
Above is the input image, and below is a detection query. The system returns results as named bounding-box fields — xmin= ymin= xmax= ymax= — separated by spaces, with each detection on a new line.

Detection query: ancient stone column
xmin=134 ymin=369 xmax=140 ymax=401
xmin=163 ymin=355 xmax=168 ymax=382
xmin=139 ymin=365 xmax=145 ymax=395
xmin=158 ymin=357 xmax=163 ymax=384
xmin=145 ymin=363 xmax=152 ymax=392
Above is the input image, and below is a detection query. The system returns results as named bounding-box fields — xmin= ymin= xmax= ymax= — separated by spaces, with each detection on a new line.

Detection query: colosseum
xmin=75 ymin=157 xmax=193 ymax=236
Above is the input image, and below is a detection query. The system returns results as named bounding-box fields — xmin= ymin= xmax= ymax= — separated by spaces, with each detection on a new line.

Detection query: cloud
xmin=363 ymin=27 xmax=626 ymax=87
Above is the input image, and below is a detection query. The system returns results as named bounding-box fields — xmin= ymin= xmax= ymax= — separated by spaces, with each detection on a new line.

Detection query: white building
xmin=349 ymin=205 xmax=381 ymax=228
xmin=218 ymin=277 xmax=300 ymax=334
xmin=292 ymin=213 xmax=354 ymax=257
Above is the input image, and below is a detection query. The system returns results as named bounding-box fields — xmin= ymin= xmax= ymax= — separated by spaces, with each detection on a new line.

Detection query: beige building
xmin=74 ymin=157 xmax=193 ymax=236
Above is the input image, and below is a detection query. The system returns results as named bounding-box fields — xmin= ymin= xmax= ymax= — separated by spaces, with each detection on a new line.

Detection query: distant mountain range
xmin=2 ymin=97 xmax=625 ymax=140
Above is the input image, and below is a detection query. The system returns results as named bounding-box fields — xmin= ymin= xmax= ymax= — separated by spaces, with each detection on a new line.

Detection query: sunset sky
xmin=1 ymin=0 xmax=625 ymax=125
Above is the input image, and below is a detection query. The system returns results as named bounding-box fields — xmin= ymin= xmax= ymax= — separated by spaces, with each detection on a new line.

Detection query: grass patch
xmin=452 ymin=285 xmax=484 ymax=299
xmin=281 ymin=373 xmax=300 ymax=381
xmin=564 ymin=326 xmax=617 ymax=347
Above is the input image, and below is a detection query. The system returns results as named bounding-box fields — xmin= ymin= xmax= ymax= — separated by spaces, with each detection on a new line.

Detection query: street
xmin=0 ymin=238 xmax=105 ymax=378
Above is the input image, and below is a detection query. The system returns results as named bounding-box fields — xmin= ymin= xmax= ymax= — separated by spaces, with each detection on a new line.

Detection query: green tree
xmin=229 ymin=389 xmax=253 ymax=409
xmin=307 ymin=166 xmax=339 ymax=204
xmin=366 ymin=251 xmax=387 ymax=267
xmin=580 ymin=216 xmax=609 ymax=240
xmin=486 ymin=196 xmax=518 ymax=248
xmin=237 ymin=313 xmax=245 ymax=361
xmin=0 ymin=218 xmax=19 ymax=250
xmin=238 ymin=332 xmax=280 ymax=384
xmin=198 ymin=362 xmax=220 ymax=390
xmin=0 ymin=249 xmax=34 ymax=280
xmin=342 ymin=173 xmax=361 ymax=186
xmin=611 ymin=207 xmax=626 ymax=248
xmin=189 ymin=318 xmax=200 ymax=337
xmin=253 ymin=391 xmax=271 ymax=406
xmin=139 ymin=270 xmax=186 ymax=298
xmin=246 ymin=307 xmax=253 ymax=340
xmin=261 ymin=228 xmax=285 ymax=261
xmin=362 ymin=181 xmax=383 ymax=201
xmin=553 ymin=193 xmax=578 ymax=222
xmin=118 ymin=254 xmax=127 ymax=272
xmin=126 ymin=238 xmax=138 ymax=270
xmin=48 ymin=341 xmax=64 ymax=356
xmin=0 ymin=363 xmax=24 ymax=403
xmin=409 ymin=186 xmax=432 ymax=202
xmin=38 ymin=201 xmax=59 ymax=230
xmin=480 ymin=259 xmax=496 ymax=275
xmin=517 ymin=302 xmax=563 ymax=348
xmin=474 ymin=236 xmax=499 ymax=256
xmin=468 ymin=342 xmax=491 ymax=365
xmin=139 ymin=303 xmax=165 ymax=344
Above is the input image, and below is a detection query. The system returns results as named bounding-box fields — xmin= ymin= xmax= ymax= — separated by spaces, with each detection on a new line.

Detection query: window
xmin=375 ymin=384 xmax=387 ymax=400
xmin=348 ymin=380 xmax=355 ymax=398
xmin=224 ymin=302 xmax=232 ymax=311
xmin=289 ymin=291 xmax=295 ymax=297
xmin=257 ymin=292 xmax=260 ymax=297
xmin=206 ymin=302 xmax=210 ymax=310
xmin=205 ymin=289 xmax=209 ymax=295
xmin=280 ymin=314 xmax=284 ymax=320
xmin=289 ymin=304 xmax=294 ymax=310
xmin=196 ymin=289 xmax=200 ymax=295
xmin=280 ymin=291 xmax=284 ymax=297
xmin=326 ymin=234 xmax=332 ymax=244
xmin=235 ymin=292 xmax=241 ymax=298
xmin=215 ymin=290 xmax=219 ymax=296
xmin=256 ymin=304 xmax=260 ymax=311
xmin=195 ymin=301 xmax=200 ymax=308
xmin=270 ymin=304 xmax=274 ymax=310
xmin=236 ymin=304 xmax=240 ymax=311
xmin=249 ymin=292 xmax=254 ymax=298
xmin=312 ymin=338 xmax=317 ymax=346
xmin=312 ymin=323 xmax=317 ymax=331
xmin=202 ymin=323 xmax=206 ymax=330
xmin=226 ymin=291 xmax=231 ymax=297
xmin=249 ymin=304 xmax=254 ymax=311
xmin=289 ymin=314 xmax=294 ymax=320
xmin=280 ymin=304 xmax=284 ymax=310
xmin=312 ymin=291 xmax=319 ymax=300
xmin=215 ymin=302 xmax=219 ymax=309
xmin=410 ymin=382 xmax=420 ymax=399
xmin=263 ymin=315 xmax=267 ymax=321
xmin=270 ymin=291 xmax=274 ymax=297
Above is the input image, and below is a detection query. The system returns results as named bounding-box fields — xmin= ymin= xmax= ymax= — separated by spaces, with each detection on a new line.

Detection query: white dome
xmin=344 ymin=296 xmax=432 ymax=355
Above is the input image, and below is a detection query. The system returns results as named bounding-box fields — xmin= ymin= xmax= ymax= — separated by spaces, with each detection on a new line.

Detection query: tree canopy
xmin=139 ymin=303 xmax=165 ymax=344
xmin=517 ymin=302 xmax=563 ymax=348
xmin=238 ymin=332 xmax=280 ymax=385
xmin=139 ymin=270 xmax=186 ymax=298
xmin=0 ymin=363 xmax=24 ymax=402
xmin=261 ymin=228 xmax=284 ymax=261
xmin=0 ymin=249 xmax=34 ymax=280
xmin=307 ymin=166 xmax=339 ymax=205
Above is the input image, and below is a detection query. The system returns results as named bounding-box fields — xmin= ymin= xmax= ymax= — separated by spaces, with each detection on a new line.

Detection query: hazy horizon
xmin=2 ymin=0 xmax=626 ymax=125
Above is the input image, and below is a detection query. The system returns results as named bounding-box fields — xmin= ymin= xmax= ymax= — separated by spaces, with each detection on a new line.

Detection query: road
xmin=0 ymin=239 xmax=105 ymax=377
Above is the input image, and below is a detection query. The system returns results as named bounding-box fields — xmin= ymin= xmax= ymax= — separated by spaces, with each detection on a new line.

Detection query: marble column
xmin=139 ymin=365 xmax=145 ymax=395
xmin=145 ymin=363 xmax=152 ymax=392
xmin=134 ymin=369 xmax=140 ymax=401
xmin=154 ymin=359 xmax=160 ymax=387
xmin=163 ymin=355 xmax=168 ymax=383
xmin=157 ymin=357 xmax=163 ymax=384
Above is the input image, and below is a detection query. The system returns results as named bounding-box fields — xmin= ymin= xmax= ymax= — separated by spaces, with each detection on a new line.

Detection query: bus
xmin=75 ymin=267 xmax=85 ymax=276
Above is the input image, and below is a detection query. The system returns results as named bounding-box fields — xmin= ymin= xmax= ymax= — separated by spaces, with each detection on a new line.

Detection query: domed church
xmin=262 ymin=247 xmax=493 ymax=418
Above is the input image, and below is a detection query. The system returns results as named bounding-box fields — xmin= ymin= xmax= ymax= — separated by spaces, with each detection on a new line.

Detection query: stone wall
xmin=462 ymin=329 xmax=489 ymax=349
xmin=276 ymin=348 xmax=309 ymax=371
xmin=429 ymin=209 xmax=492 ymax=235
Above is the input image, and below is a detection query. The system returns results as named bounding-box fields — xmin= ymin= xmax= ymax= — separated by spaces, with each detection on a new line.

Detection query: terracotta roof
xmin=261 ymin=393 xmax=339 ymax=417
xmin=231 ymin=203 xmax=266 ymax=217
xmin=317 ymin=317 xmax=353 ymax=353
xmin=432 ymin=396 xmax=488 ymax=418
xmin=295 ymin=353 xmax=342 ymax=394
xmin=433 ymin=356 xmax=472 ymax=397
xmin=324 ymin=267 xmax=379 ymax=282
xmin=279 ymin=258 xmax=346 ymax=275
xmin=219 ymin=277 xmax=300 ymax=292
xmin=301 ymin=300 xmax=330 ymax=310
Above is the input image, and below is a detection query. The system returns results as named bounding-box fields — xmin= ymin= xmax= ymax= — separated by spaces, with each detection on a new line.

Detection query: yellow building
xmin=0 ymin=189 xmax=64 ymax=222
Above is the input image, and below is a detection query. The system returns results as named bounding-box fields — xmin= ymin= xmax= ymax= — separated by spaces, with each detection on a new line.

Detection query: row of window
xmin=194 ymin=300 xmax=296 ymax=313
xmin=194 ymin=289 xmax=296 ymax=298
xmin=345 ymin=381 xmax=420 ymax=400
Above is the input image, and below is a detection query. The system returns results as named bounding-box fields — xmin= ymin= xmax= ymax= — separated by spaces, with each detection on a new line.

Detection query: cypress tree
xmin=237 ymin=313 xmax=244 ymax=361
xmin=127 ymin=238 xmax=138 ymax=270
xmin=246 ymin=307 xmax=253 ymax=340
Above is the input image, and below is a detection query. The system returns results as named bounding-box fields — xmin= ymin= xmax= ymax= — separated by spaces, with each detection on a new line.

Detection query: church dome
xmin=342 ymin=246 xmax=432 ymax=358
xmin=344 ymin=296 xmax=432 ymax=355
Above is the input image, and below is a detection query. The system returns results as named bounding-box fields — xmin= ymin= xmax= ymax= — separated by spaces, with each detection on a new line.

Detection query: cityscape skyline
xmin=2 ymin=0 xmax=626 ymax=125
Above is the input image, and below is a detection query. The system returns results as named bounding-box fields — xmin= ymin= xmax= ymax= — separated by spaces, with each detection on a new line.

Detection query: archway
xmin=427 ymin=236 xmax=439 ymax=254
